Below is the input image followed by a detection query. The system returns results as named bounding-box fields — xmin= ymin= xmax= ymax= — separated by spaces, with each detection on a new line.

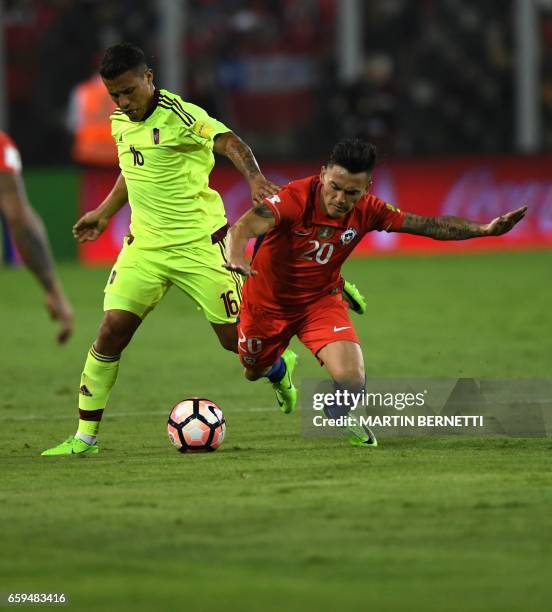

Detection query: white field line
xmin=0 ymin=407 xmax=274 ymax=422
xmin=3 ymin=401 xmax=549 ymax=423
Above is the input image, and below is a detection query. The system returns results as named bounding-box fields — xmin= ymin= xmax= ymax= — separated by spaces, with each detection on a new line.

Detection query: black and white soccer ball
xmin=167 ymin=398 xmax=226 ymax=453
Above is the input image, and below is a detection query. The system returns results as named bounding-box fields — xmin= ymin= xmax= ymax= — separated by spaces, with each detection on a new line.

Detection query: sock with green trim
xmin=76 ymin=410 xmax=103 ymax=445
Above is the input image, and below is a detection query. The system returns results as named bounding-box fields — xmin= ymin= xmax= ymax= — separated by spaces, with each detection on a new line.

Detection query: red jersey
xmin=242 ymin=175 xmax=405 ymax=312
xmin=0 ymin=131 xmax=22 ymax=174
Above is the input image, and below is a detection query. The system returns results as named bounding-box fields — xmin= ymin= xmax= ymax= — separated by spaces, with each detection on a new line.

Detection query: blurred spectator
xmin=540 ymin=1 xmax=552 ymax=149
xmin=67 ymin=72 xmax=117 ymax=167
xmin=4 ymin=0 xmax=157 ymax=164
xmin=323 ymin=53 xmax=398 ymax=157
xmin=67 ymin=69 xmax=121 ymax=241
xmin=3 ymin=0 xmax=549 ymax=162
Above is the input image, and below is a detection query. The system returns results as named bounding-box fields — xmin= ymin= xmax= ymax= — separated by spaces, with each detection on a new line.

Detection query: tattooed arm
xmin=225 ymin=204 xmax=276 ymax=277
xmin=213 ymin=132 xmax=280 ymax=206
xmin=0 ymin=171 xmax=73 ymax=343
xmin=399 ymin=206 xmax=527 ymax=240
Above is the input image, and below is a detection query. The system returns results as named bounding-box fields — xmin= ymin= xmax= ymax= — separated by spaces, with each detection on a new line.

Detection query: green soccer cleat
xmin=272 ymin=349 xmax=298 ymax=414
xmin=343 ymin=280 xmax=367 ymax=315
xmin=41 ymin=436 xmax=99 ymax=456
xmin=347 ymin=421 xmax=378 ymax=448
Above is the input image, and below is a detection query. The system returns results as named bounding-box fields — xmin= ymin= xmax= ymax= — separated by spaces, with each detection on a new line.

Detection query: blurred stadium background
xmin=1 ymin=0 xmax=552 ymax=263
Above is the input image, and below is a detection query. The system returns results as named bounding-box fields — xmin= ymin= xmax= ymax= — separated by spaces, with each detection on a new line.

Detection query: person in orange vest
xmin=67 ymin=72 xmax=118 ymax=167
xmin=68 ymin=71 xmax=122 ymax=264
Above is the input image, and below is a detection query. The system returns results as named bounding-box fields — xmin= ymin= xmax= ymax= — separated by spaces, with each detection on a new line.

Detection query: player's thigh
xmin=297 ymin=294 xmax=361 ymax=368
xmin=317 ymin=341 xmax=365 ymax=386
xmin=238 ymin=302 xmax=295 ymax=370
xmin=104 ymin=239 xmax=170 ymax=319
xmin=171 ymin=241 xmax=243 ymax=325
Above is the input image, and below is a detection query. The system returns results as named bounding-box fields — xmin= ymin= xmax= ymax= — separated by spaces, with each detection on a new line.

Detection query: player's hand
xmin=249 ymin=175 xmax=281 ymax=207
xmin=72 ymin=211 xmax=109 ymax=243
xmin=45 ymin=288 xmax=74 ymax=344
xmin=224 ymin=261 xmax=257 ymax=277
xmin=483 ymin=205 xmax=528 ymax=236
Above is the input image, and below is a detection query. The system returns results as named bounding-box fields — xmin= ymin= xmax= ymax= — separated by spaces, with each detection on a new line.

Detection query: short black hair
xmin=99 ymin=43 xmax=147 ymax=80
xmin=328 ymin=138 xmax=377 ymax=175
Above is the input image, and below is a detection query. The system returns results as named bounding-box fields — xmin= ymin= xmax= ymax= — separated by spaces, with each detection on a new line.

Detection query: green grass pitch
xmin=1 ymin=251 xmax=551 ymax=611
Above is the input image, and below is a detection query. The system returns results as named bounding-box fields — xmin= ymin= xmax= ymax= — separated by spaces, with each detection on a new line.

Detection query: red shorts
xmin=237 ymin=293 xmax=359 ymax=369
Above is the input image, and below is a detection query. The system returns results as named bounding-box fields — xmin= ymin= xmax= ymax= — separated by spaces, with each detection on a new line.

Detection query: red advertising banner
xmin=79 ymin=155 xmax=552 ymax=264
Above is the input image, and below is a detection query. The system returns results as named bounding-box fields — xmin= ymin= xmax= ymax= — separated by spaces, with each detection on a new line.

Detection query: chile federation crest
xmin=340 ymin=227 xmax=358 ymax=245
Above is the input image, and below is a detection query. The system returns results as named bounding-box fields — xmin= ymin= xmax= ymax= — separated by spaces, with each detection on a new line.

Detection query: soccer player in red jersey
xmin=0 ymin=130 xmax=74 ymax=343
xmin=225 ymin=138 xmax=527 ymax=446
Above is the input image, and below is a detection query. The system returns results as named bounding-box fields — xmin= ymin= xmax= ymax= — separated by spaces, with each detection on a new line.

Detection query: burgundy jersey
xmin=242 ymin=175 xmax=405 ymax=312
xmin=0 ymin=131 xmax=22 ymax=174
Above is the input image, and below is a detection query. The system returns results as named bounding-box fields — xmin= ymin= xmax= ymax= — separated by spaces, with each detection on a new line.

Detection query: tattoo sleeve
xmin=253 ymin=204 xmax=275 ymax=219
xmin=401 ymin=213 xmax=484 ymax=240
xmin=222 ymin=133 xmax=262 ymax=182
xmin=13 ymin=219 xmax=56 ymax=291
xmin=0 ymin=172 xmax=57 ymax=290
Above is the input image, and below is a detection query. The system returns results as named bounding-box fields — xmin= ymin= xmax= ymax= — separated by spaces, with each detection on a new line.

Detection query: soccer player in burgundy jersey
xmin=225 ymin=138 xmax=527 ymax=447
xmin=0 ymin=130 xmax=73 ymax=343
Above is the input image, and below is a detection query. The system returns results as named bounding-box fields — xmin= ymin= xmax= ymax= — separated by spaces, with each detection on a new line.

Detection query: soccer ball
xmin=167 ymin=398 xmax=226 ymax=453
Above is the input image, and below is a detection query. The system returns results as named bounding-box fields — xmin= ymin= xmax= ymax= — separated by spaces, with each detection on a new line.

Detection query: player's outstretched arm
xmin=213 ymin=132 xmax=280 ymax=206
xmin=72 ymin=173 xmax=128 ymax=243
xmin=398 ymin=206 xmax=527 ymax=240
xmin=225 ymin=204 xmax=276 ymax=276
xmin=0 ymin=171 xmax=74 ymax=343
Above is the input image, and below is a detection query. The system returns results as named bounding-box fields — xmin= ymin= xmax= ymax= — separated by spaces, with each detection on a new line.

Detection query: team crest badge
xmin=340 ymin=227 xmax=358 ymax=245
xmin=317 ymin=226 xmax=335 ymax=239
xmin=152 ymin=128 xmax=160 ymax=144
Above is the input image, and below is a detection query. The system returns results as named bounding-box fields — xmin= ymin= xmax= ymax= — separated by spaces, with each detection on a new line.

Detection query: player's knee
xmin=218 ymin=334 xmax=238 ymax=353
xmin=244 ymin=367 xmax=263 ymax=381
xmin=96 ymin=312 xmax=139 ymax=355
xmin=212 ymin=323 xmax=238 ymax=353
xmin=332 ymin=368 xmax=365 ymax=392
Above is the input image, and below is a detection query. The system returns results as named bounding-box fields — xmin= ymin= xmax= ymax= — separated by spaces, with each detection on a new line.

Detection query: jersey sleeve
xmin=0 ymin=132 xmax=22 ymax=174
xmin=368 ymin=197 xmax=405 ymax=232
xmin=262 ymin=186 xmax=303 ymax=226
xmin=180 ymin=102 xmax=231 ymax=149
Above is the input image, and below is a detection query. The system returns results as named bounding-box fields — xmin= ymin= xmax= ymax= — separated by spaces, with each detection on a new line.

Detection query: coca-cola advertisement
xmin=367 ymin=155 xmax=552 ymax=254
xmin=79 ymin=155 xmax=552 ymax=264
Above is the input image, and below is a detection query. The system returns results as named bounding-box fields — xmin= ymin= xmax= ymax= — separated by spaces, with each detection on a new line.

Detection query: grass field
xmin=1 ymin=251 xmax=551 ymax=611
